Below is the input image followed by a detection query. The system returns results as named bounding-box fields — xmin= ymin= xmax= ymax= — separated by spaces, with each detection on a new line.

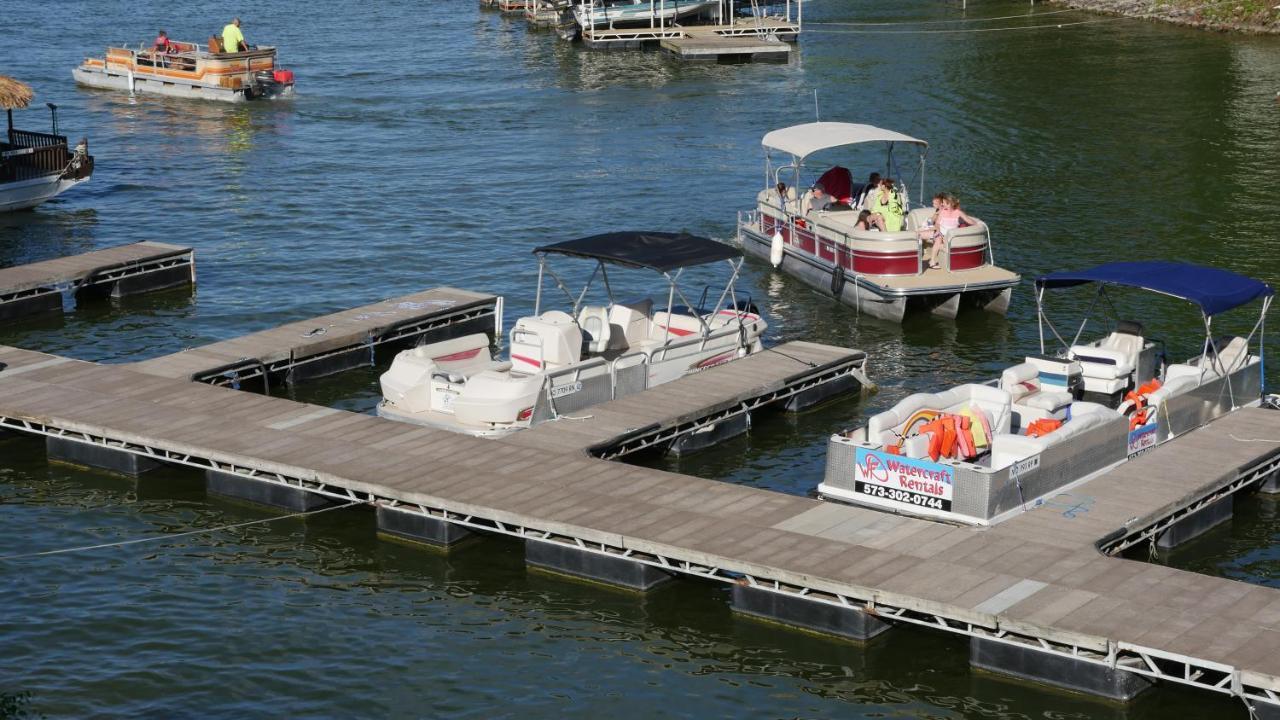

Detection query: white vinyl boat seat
xmin=1069 ymin=345 xmax=1132 ymax=394
xmin=607 ymin=299 xmax=653 ymax=351
xmin=578 ymin=305 xmax=612 ymax=355
xmin=990 ymin=401 xmax=1117 ymax=468
xmin=510 ymin=310 xmax=582 ymax=372
xmin=867 ymin=384 xmax=1012 ymax=447
xmin=1001 ymin=362 xmax=1073 ymax=424
xmin=1000 ymin=362 xmax=1041 ymax=403
xmin=1190 ymin=336 xmax=1250 ymax=376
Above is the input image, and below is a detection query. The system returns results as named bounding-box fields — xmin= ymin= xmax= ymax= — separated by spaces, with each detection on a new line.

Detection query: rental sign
xmin=854 ymin=447 xmax=955 ymax=512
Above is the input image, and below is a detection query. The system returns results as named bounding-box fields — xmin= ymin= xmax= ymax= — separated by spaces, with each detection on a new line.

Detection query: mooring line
xmin=0 ymin=500 xmax=366 ymax=561
xmin=808 ymin=8 xmax=1079 ymax=26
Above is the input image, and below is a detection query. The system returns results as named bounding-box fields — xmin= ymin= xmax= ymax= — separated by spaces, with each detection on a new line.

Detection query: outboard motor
xmin=252 ymin=68 xmax=295 ymax=98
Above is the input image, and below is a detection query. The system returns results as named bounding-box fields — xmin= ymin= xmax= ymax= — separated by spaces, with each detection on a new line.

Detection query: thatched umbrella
xmin=0 ymin=75 xmax=34 ymax=110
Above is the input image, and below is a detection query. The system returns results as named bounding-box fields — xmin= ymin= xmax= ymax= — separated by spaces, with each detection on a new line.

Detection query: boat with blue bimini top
xmin=819 ymin=261 xmax=1273 ymax=525
xmin=737 ymin=122 xmax=1021 ymax=323
xmin=378 ymin=231 xmax=776 ymax=437
xmin=572 ymin=0 xmax=721 ymax=29
xmin=73 ymin=38 xmax=294 ymax=103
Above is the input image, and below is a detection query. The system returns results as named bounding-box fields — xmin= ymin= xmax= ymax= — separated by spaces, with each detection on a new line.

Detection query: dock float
xmin=129 ymin=288 xmax=499 ymax=388
xmin=0 ymin=242 xmax=193 ymax=323
xmin=580 ymin=18 xmax=799 ymax=62
xmin=3 ymin=337 xmax=1280 ymax=715
xmin=659 ymin=27 xmax=793 ymax=62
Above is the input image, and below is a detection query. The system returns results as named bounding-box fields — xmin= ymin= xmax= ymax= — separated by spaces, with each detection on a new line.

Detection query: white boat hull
xmin=72 ymin=67 xmax=293 ymax=103
xmin=0 ymin=174 xmax=90 ymax=213
xmin=573 ymin=0 xmax=718 ymax=27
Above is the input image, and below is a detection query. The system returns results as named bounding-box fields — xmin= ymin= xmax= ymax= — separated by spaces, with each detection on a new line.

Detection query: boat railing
xmin=0 ymin=134 xmax=75 ymax=183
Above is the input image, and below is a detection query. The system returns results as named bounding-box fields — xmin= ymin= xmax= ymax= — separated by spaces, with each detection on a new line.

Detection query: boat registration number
xmin=855 ymin=481 xmax=951 ymax=512
xmin=550 ymin=381 xmax=583 ymax=398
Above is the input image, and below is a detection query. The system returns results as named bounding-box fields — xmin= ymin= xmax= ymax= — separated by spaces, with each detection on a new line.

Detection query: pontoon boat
xmin=573 ymin=0 xmax=720 ymax=28
xmin=818 ymin=261 xmax=1272 ymax=525
xmin=1 ymin=78 xmax=93 ymax=212
xmin=379 ymin=231 xmax=767 ymax=437
xmin=73 ymin=40 xmax=294 ymax=102
xmin=738 ymin=122 xmax=1020 ymax=322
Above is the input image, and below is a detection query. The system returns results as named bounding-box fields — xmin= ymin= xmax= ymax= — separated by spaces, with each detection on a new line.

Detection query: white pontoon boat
xmin=818 ymin=261 xmax=1273 ymax=525
xmin=737 ymin=122 xmax=1020 ymax=322
xmin=1 ymin=78 xmax=93 ymax=213
xmin=573 ymin=0 xmax=720 ymax=28
xmin=379 ymin=231 xmax=767 ymax=437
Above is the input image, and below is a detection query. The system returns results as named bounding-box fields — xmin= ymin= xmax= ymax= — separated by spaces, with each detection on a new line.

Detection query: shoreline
xmin=1050 ymin=0 xmax=1280 ymax=34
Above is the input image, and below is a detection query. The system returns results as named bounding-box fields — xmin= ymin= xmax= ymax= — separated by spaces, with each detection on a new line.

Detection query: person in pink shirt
xmin=925 ymin=193 xmax=978 ymax=270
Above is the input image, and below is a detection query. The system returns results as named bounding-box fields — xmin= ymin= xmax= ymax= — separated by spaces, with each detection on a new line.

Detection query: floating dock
xmin=659 ymin=25 xmax=793 ymax=62
xmin=2 ymin=300 xmax=1280 ymax=716
xmin=0 ymin=242 xmax=194 ymax=323
xmin=580 ymin=17 xmax=799 ymax=62
xmin=130 ymin=288 xmax=499 ymax=388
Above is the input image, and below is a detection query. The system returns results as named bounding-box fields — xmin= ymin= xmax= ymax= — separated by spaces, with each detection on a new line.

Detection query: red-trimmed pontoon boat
xmin=737 ymin=122 xmax=1020 ymax=322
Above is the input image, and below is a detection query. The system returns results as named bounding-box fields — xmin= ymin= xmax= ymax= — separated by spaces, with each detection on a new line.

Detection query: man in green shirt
xmin=221 ymin=17 xmax=247 ymax=53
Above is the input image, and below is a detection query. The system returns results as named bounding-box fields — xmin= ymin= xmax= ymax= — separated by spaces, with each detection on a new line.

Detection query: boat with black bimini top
xmin=0 ymin=77 xmax=93 ymax=213
xmin=73 ymin=39 xmax=294 ymax=102
xmin=378 ymin=231 xmax=775 ymax=437
xmin=737 ymin=122 xmax=1020 ymax=322
xmin=819 ymin=261 xmax=1273 ymax=525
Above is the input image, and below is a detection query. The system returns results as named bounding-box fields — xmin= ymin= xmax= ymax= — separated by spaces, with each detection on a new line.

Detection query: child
xmin=927 ymin=193 xmax=978 ymax=270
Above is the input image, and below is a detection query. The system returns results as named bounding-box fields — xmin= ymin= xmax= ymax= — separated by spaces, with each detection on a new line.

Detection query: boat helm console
xmin=819 ymin=261 xmax=1274 ymax=525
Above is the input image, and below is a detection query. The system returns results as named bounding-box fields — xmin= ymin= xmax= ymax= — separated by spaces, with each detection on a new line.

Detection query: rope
xmin=0 ymin=499 xmax=365 ymax=561
xmin=763 ymin=345 xmax=818 ymax=368
xmin=1229 ymin=434 xmax=1280 ymax=443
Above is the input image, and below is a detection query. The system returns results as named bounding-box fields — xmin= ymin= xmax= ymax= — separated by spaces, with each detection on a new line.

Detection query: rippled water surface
xmin=1 ymin=0 xmax=1278 ymax=716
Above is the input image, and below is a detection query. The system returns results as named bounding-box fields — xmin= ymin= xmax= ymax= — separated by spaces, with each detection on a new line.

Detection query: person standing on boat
xmin=222 ymin=18 xmax=248 ymax=53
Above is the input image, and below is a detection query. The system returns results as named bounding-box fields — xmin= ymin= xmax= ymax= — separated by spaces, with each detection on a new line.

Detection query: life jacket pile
xmin=890 ymin=405 xmax=994 ymax=462
xmin=1117 ymin=379 xmax=1163 ymax=430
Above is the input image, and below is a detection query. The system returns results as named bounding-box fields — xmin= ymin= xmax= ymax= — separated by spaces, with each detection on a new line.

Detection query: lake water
xmin=1 ymin=0 xmax=1278 ymax=716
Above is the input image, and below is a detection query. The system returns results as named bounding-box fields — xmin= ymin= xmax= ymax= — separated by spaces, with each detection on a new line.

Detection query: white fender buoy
xmin=769 ymin=231 xmax=784 ymax=268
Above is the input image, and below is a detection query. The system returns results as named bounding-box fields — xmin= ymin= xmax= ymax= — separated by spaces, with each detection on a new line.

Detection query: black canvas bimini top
xmin=534 ymin=231 xmax=741 ymax=273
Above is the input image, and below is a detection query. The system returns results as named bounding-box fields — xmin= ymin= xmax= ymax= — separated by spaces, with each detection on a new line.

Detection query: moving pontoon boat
xmin=73 ymin=40 xmax=294 ymax=102
xmin=737 ymin=122 xmax=1020 ymax=322
xmin=819 ymin=261 xmax=1273 ymax=525
xmin=0 ymin=78 xmax=93 ymax=212
xmin=379 ymin=231 xmax=767 ymax=437
xmin=573 ymin=0 xmax=720 ymax=28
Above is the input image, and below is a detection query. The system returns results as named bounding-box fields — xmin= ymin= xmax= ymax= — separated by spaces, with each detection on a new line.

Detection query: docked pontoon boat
xmin=819 ymin=261 xmax=1273 ymax=525
xmin=73 ymin=40 xmax=294 ymax=102
xmin=0 ymin=78 xmax=93 ymax=212
xmin=379 ymin=231 xmax=767 ymax=437
xmin=573 ymin=0 xmax=720 ymax=28
xmin=737 ymin=122 xmax=1020 ymax=322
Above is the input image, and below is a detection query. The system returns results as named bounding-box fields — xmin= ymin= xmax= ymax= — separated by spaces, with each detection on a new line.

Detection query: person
xmin=856 ymin=172 xmax=881 ymax=210
xmin=868 ymin=178 xmax=905 ymax=232
xmin=853 ymin=210 xmax=884 ymax=232
xmin=802 ymin=183 xmax=833 ymax=215
xmin=926 ymin=193 xmax=979 ymax=270
xmin=222 ymin=17 xmax=248 ymax=53
xmin=154 ymin=30 xmax=171 ymax=53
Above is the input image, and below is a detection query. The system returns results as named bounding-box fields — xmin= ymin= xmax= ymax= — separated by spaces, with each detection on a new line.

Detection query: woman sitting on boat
xmin=868 ymin=178 xmax=905 ymax=232
xmin=925 ymin=193 xmax=979 ymax=270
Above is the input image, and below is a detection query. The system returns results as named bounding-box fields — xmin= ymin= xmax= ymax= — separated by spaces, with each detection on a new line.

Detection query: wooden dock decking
xmin=130 ymin=288 xmax=498 ymax=386
xmin=0 ymin=242 xmax=194 ymax=323
xmin=2 ymin=326 xmax=1280 ymax=711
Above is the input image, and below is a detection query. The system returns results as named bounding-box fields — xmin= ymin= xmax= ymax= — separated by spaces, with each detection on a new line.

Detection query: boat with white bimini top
xmin=572 ymin=0 xmax=721 ymax=28
xmin=737 ymin=122 xmax=1020 ymax=322
xmin=378 ymin=231 xmax=768 ymax=437
xmin=819 ymin=261 xmax=1273 ymax=525
xmin=73 ymin=39 xmax=294 ymax=103
xmin=0 ymin=77 xmax=93 ymax=213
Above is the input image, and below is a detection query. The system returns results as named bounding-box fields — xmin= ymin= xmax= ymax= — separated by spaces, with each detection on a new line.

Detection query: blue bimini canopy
xmin=1036 ymin=261 xmax=1274 ymax=316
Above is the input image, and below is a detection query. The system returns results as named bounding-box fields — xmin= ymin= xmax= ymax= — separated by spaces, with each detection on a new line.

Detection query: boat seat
xmin=578 ymin=306 xmax=612 ymax=355
xmin=1000 ymin=363 xmax=1040 ymax=403
xmin=1191 ymin=336 xmax=1249 ymax=376
xmin=1069 ymin=345 xmax=1132 ymax=394
xmin=208 ymin=35 xmax=223 ymax=53
xmin=1024 ymin=355 xmax=1082 ymax=395
xmin=990 ymin=401 xmax=1117 ymax=468
xmin=608 ymin=299 xmax=653 ymax=350
xmin=867 ymin=384 xmax=1012 ymax=447
xmin=510 ymin=310 xmax=582 ymax=372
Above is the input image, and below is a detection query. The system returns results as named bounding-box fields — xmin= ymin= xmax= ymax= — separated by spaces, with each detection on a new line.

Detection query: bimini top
xmin=762 ymin=122 xmax=928 ymax=161
xmin=534 ymin=231 xmax=741 ymax=273
xmin=1036 ymin=261 xmax=1274 ymax=316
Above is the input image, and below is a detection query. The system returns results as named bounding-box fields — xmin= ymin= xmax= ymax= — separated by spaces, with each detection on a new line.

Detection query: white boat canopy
xmin=761 ymin=122 xmax=928 ymax=162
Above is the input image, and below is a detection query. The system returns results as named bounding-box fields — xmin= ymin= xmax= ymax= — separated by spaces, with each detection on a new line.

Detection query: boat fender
xmin=830 ymin=265 xmax=846 ymax=297
xmin=769 ymin=231 xmax=784 ymax=267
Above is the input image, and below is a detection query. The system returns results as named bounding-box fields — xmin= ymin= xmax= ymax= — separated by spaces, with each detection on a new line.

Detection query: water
xmin=1 ymin=0 xmax=1278 ymax=716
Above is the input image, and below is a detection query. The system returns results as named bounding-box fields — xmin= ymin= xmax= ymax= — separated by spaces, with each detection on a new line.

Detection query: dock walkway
xmin=2 ymin=325 xmax=1279 ymax=713
xmin=0 ymin=242 xmax=194 ymax=323
xmin=130 ymin=288 xmax=498 ymax=387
